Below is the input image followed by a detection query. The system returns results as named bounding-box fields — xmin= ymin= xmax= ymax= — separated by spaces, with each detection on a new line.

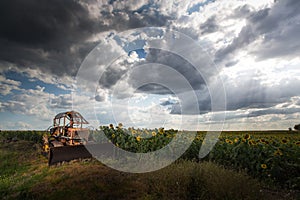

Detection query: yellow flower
xmin=261 ymin=164 xmax=267 ymax=169
xmin=196 ymin=135 xmax=202 ymax=141
xmin=109 ymin=124 xmax=114 ymax=129
xmin=264 ymin=141 xmax=269 ymax=145
xmin=259 ymin=139 xmax=269 ymax=144
xmin=281 ymin=139 xmax=288 ymax=144
xmin=248 ymin=140 xmax=257 ymax=146
xmin=136 ymin=135 xmax=141 ymax=142
xmin=159 ymin=128 xmax=165 ymax=134
xmin=112 ymin=134 xmax=115 ymax=139
xmin=234 ymin=138 xmax=239 ymax=143
xmin=118 ymin=123 xmax=123 ymax=128
xmin=274 ymin=149 xmax=283 ymax=156
xmin=244 ymin=134 xmax=251 ymax=140
xmin=225 ymin=139 xmax=233 ymax=144
xmin=152 ymin=131 xmax=156 ymax=137
xmin=260 ymin=139 xmax=269 ymax=145
xmin=43 ymin=144 xmax=49 ymax=152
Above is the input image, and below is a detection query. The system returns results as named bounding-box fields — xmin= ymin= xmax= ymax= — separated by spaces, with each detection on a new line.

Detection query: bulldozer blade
xmin=48 ymin=143 xmax=117 ymax=166
xmin=49 ymin=145 xmax=92 ymax=165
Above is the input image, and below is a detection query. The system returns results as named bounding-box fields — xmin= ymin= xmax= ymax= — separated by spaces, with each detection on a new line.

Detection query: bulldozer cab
xmin=44 ymin=111 xmax=96 ymax=165
xmin=52 ymin=111 xmax=89 ymax=136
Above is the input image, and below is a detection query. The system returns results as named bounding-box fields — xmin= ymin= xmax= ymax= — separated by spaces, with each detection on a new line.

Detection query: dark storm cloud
xmin=94 ymin=95 xmax=105 ymax=102
xmin=216 ymin=6 xmax=271 ymax=62
xmin=99 ymin=5 xmax=170 ymax=30
xmin=248 ymin=7 xmax=270 ymax=24
xmin=135 ymin=49 xmax=207 ymax=94
xmin=160 ymin=99 xmax=177 ymax=106
xmin=248 ymin=107 xmax=300 ymax=118
xmin=0 ymin=0 xmax=98 ymax=76
xmin=169 ymin=89 xmax=212 ymax=115
xmin=1 ymin=0 xmax=299 ymax=122
xmin=49 ymin=95 xmax=73 ymax=109
xmin=99 ymin=64 xmax=128 ymax=89
xmin=200 ymin=16 xmax=219 ymax=34
xmin=0 ymin=0 xmax=170 ymax=77
xmin=170 ymin=101 xmax=212 ymax=115
xmin=166 ymin=74 xmax=300 ymax=115
xmin=138 ymin=84 xmax=173 ymax=95
xmin=225 ymin=76 xmax=300 ymax=112
xmin=0 ymin=0 xmax=95 ymax=49
xmin=225 ymin=60 xmax=239 ymax=67
xmin=232 ymin=5 xmax=252 ymax=18
xmin=215 ymin=0 xmax=300 ymax=63
xmin=214 ymin=22 xmax=256 ymax=63
xmin=222 ymin=104 xmax=300 ymax=121
xmin=98 ymin=47 xmax=215 ymax=114
xmin=98 ymin=48 xmax=209 ymax=95
xmin=171 ymin=26 xmax=200 ymax=41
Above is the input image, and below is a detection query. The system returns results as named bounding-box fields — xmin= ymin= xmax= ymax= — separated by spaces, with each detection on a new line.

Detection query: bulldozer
xmin=43 ymin=111 xmax=94 ymax=165
xmin=43 ymin=111 xmax=122 ymax=166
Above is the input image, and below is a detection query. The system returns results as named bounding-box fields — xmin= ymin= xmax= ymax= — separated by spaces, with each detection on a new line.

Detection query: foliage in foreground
xmin=0 ymin=140 xmax=268 ymax=200
xmin=1 ymin=128 xmax=299 ymax=189
xmin=0 ymin=130 xmax=44 ymax=144
xmin=91 ymin=126 xmax=300 ymax=189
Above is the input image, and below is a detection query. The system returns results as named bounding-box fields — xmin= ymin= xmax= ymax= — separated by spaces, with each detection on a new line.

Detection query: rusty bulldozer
xmin=43 ymin=111 xmax=117 ymax=165
xmin=42 ymin=111 xmax=94 ymax=165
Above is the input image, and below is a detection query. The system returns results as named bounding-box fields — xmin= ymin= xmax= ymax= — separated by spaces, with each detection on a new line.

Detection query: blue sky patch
xmin=4 ymin=70 xmax=70 ymax=95
xmin=128 ymin=49 xmax=147 ymax=59
xmin=187 ymin=0 xmax=215 ymax=15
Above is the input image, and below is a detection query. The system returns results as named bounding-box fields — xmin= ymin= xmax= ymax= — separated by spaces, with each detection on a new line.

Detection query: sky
xmin=0 ymin=0 xmax=300 ymax=130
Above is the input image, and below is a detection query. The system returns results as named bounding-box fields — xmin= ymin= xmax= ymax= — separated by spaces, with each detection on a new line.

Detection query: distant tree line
xmin=294 ymin=124 xmax=300 ymax=131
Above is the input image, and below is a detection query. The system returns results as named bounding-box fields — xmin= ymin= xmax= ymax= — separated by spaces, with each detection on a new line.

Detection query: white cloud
xmin=0 ymin=74 xmax=21 ymax=95
xmin=15 ymin=121 xmax=33 ymax=130
xmin=1 ymin=0 xmax=300 ymax=130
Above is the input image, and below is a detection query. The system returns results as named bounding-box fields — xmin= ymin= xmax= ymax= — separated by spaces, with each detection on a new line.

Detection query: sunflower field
xmin=1 ymin=127 xmax=299 ymax=190
xmin=204 ymin=132 xmax=300 ymax=189
xmin=0 ymin=130 xmax=44 ymax=144
xmin=91 ymin=125 xmax=300 ymax=190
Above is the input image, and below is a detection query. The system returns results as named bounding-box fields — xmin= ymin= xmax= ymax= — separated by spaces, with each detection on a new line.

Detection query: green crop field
xmin=0 ymin=128 xmax=299 ymax=199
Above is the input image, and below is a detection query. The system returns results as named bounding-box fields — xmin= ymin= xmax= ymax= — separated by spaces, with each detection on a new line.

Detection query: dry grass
xmin=1 ymin=140 xmax=299 ymax=200
xmin=142 ymin=160 xmax=262 ymax=200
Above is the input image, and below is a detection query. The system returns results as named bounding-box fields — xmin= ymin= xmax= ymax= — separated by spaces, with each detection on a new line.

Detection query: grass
xmin=143 ymin=160 xmax=262 ymax=200
xmin=1 ymin=140 xmax=299 ymax=199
